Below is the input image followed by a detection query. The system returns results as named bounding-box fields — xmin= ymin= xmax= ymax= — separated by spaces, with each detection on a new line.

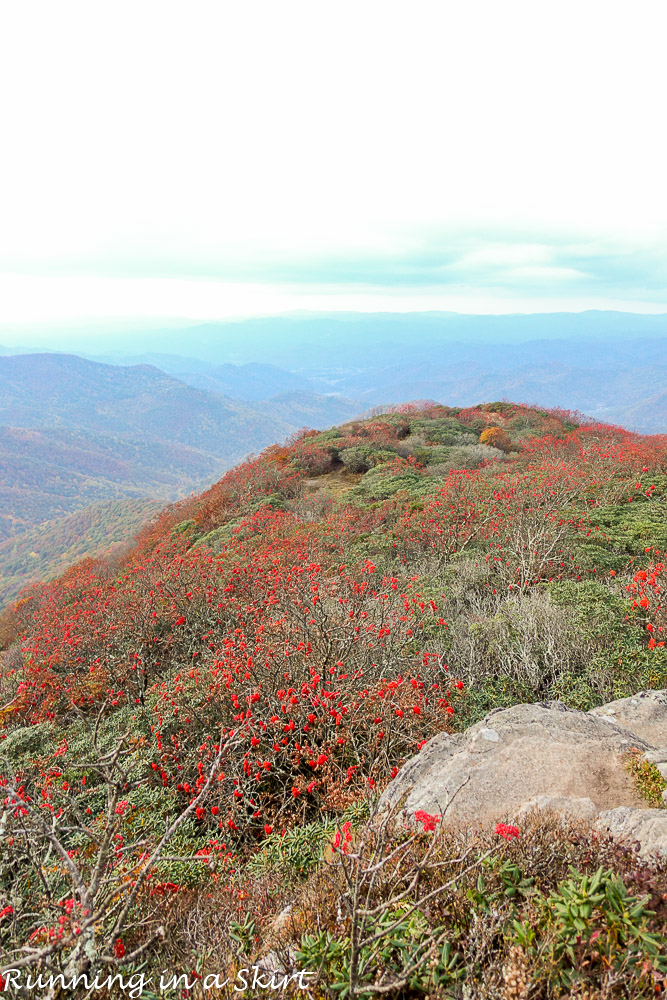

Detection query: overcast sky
xmin=1 ymin=0 xmax=666 ymax=326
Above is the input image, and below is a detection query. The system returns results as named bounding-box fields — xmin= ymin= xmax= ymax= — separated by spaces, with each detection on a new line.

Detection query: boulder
xmin=516 ymin=795 xmax=599 ymax=822
xmin=588 ymin=690 xmax=667 ymax=747
xmin=595 ymin=807 xmax=667 ymax=859
xmin=379 ymin=692 xmax=667 ymax=857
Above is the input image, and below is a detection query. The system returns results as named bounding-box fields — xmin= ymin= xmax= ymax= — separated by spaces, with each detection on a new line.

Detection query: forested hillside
xmin=1 ymin=402 xmax=666 ymax=996
xmin=0 ymin=353 xmax=292 ymax=463
xmin=0 ymin=354 xmax=297 ymax=607
xmin=0 ymin=498 xmax=162 ymax=607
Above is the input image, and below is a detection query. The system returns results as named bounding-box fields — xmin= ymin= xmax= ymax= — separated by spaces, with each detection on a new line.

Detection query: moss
xmin=624 ymin=751 xmax=667 ymax=808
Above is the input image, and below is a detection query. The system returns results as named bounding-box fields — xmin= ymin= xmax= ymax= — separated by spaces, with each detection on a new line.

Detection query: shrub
xmin=514 ymin=865 xmax=667 ymax=991
xmin=291 ymin=443 xmax=336 ymax=475
xmin=408 ymin=417 xmax=478 ymax=446
xmin=446 ymin=589 xmax=594 ymax=696
xmin=354 ymin=459 xmax=435 ymax=501
xmin=340 ymin=446 xmax=395 ymax=473
xmin=428 ymin=443 xmax=504 ymax=473
xmin=624 ymin=750 xmax=667 ymax=807
xmin=283 ymin=812 xmax=667 ymax=1000
xmin=479 ymin=426 xmax=512 ymax=452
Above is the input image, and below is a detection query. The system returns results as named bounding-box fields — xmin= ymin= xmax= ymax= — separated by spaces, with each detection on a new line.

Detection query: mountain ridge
xmin=1 ymin=400 xmax=665 ymax=993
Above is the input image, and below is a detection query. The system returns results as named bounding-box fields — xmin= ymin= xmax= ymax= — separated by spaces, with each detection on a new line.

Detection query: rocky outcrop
xmin=379 ymin=692 xmax=667 ymax=858
xmin=595 ymin=807 xmax=667 ymax=859
xmin=589 ymin=689 xmax=667 ymax=747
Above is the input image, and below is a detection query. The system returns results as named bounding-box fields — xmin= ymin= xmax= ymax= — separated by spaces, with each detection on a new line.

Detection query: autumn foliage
xmin=479 ymin=425 xmax=512 ymax=452
xmin=1 ymin=401 xmax=666 ymax=986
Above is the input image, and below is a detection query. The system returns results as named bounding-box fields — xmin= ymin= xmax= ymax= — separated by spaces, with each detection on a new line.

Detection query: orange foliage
xmin=479 ymin=426 xmax=512 ymax=452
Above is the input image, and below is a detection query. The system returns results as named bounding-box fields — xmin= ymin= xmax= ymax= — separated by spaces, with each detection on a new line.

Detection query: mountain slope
xmin=0 ymin=352 xmax=293 ymax=452
xmin=93 ymin=355 xmax=362 ymax=427
xmin=0 ymin=496 xmax=162 ymax=606
xmin=165 ymin=360 xmax=316 ymax=400
xmin=1 ymin=402 xmax=666 ymax=990
xmin=0 ymin=353 xmax=296 ymax=605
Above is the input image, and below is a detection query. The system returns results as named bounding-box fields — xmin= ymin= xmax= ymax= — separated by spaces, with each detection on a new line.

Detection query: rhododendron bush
xmin=1 ymin=402 xmax=666 ymax=982
xmin=627 ymin=562 xmax=665 ymax=649
xmin=3 ymin=507 xmax=456 ymax=839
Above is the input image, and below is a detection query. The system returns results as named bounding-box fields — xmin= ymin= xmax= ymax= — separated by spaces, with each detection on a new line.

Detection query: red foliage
xmin=2 ymin=403 xmax=666 ymax=850
xmin=627 ymin=560 xmax=665 ymax=649
xmin=495 ymin=823 xmax=520 ymax=841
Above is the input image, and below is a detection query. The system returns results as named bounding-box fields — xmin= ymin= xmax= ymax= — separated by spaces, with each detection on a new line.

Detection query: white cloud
xmin=0 ymin=0 xmax=666 ymax=319
xmin=451 ymin=245 xmax=554 ymax=269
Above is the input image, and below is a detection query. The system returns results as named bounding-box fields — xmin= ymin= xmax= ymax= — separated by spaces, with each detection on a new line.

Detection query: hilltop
xmin=1 ymin=402 xmax=666 ymax=996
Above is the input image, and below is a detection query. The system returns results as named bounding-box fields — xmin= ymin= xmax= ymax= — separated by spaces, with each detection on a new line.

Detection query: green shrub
xmin=514 ymin=866 xmax=667 ymax=989
xmin=624 ymin=751 xmax=667 ymax=807
xmin=353 ymin=467 xmax=438 ymax=502
xmin=172 ymin=518 xmax=196 ymax=535
xmin=430 ymin=443 xmax=504 ymax=471
xmin=289 ymin=817 xmax=667 ymax=1000
xmin=340 ymin=446 xmax=395 ymax=473
xmin=408 ymin=417 xmax=478 ymax=446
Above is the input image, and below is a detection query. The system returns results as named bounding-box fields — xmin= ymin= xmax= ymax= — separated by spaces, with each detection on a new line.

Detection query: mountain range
xmin=0 ymin=353 xmax=357 ymax=604
xmin=1 ymin=309 xmax=666 ymax=605
xmin=90 ymin=322 xmax=666 ymax=434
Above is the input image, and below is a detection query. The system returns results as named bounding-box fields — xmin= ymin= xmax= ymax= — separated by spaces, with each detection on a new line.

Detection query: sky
xmin=1 ymin=0 xmax=667 ymax=330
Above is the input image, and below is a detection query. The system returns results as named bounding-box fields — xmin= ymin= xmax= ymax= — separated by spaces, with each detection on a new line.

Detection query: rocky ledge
xmin=379 ymin=690 xmax=667 ymax=858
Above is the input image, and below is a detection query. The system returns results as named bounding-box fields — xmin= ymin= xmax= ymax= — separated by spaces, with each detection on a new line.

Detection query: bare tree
xmin=0 ymin=706 xmax=237 ymax=999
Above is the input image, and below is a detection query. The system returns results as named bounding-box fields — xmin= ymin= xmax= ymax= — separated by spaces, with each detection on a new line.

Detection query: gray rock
xmin=516 ymin=795 xmax=600 ymax=822
xmin=588 ymin=690 xmax=667 ymax=747
xmin=379 ymin=690 xmax=667 ymax=859
xmin=642 ymin=747 xmax=667 ymax=780
xmin=380 ymin=700 xmax=652 ymax=827
xmin=595 ymin=806 xmax=667 ymax=859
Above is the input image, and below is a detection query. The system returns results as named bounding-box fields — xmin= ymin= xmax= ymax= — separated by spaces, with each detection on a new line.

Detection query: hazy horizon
xmin=1 ymin=309 xmax=666 ymax=361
